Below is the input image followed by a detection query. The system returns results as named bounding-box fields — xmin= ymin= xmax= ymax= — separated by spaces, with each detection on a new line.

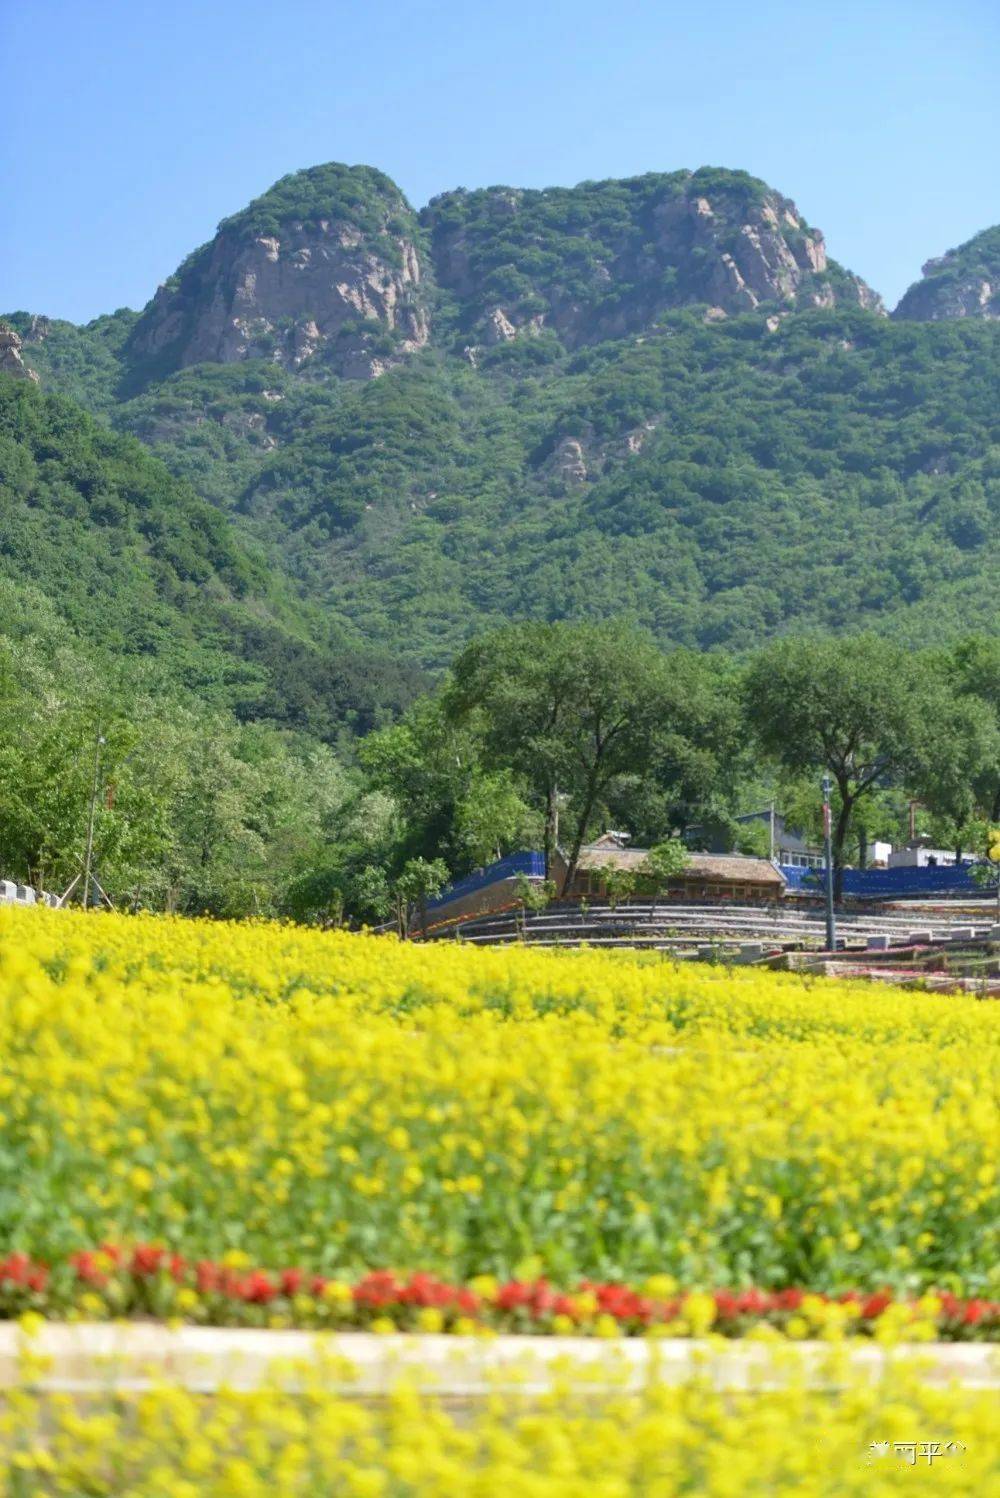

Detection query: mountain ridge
xmin=3 ymin=161 xmax=997 ymax=678
xmin=111 ymin=163 xmax=889 ymax=391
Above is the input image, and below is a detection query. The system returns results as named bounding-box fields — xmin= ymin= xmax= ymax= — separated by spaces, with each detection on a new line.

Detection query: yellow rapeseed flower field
xmin=0 ymin=904 xmax=996 ymax=1297
xmin=1 ymin=1358 xmax=997 ymax=1494
xmin=1 ymin=906 xmax=997 ymax=1491
xmin=0 ymin=898 xmax=994 ymax=1300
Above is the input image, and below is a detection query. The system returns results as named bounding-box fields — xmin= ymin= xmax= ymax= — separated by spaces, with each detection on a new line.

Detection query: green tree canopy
xmin=743 ymin=635 xmax=992 ymax=896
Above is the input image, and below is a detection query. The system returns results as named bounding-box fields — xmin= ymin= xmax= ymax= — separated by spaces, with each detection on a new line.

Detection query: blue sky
xmin=3 ymin=0 xmax=997 ymax=322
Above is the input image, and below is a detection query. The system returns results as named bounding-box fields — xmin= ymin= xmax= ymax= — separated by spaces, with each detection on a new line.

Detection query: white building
xmin=887 ymin=846 xmax=974 ymax=869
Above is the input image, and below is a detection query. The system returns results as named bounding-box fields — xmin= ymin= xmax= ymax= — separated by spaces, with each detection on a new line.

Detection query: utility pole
xmin=822 ymin=773 xmax=837 ymax=952
xmin=82 ymin=730 xmax=106 ymax=911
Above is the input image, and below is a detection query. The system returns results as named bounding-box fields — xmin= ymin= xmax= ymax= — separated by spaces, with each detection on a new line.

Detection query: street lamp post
xmin=82 ymin=730 xmax=106 ymax=911
xmin=822 ymin=773 xmax=837 ymax=952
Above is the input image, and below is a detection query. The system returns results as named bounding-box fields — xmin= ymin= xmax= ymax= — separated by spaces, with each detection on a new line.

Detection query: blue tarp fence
xmin=779 ymin=862 xmax=986 ymax=898
xmin=430 ymin=852 xmax=988 ymax=912
xmin=426 ymin=851 xmax=546 ymax=912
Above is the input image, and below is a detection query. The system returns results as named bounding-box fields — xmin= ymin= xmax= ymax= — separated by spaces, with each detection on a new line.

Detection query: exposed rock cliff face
xmin=0 ymin=324 xmax=39 ymax=381
xmin=893 ymin=226 xmax=1000 ymax=320
xmin=126 ymin=165 xmax=430 ymax=384
xmin=75 ymin=162 xmax=895 ymax=394
xmin=424 ymin=169 xmax=884 ymax=349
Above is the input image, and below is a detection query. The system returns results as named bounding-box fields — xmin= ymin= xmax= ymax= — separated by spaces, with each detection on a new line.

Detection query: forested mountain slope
xmin=0 ymin=368 xmax=422 ymax=735
xmin=4 ymin=164 xmax=998 ymax=674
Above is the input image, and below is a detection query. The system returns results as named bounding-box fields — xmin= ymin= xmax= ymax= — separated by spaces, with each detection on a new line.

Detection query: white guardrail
xmin=0 ymin=880 xmax=59 ymax=908
xmin=0 ymin=1324 xmax=995 ymax=1395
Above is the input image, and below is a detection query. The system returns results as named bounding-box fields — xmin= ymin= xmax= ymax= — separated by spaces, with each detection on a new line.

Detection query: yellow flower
xmin=0 ymin=1359 xmax=995 ymax=1488
xmin=682 ymin=1292 xmax=717 ymax=1336
xmin=0 ymin=902 xmax=993 ymax=1341
xmin=570 ymin=1292 xmax=597 ymax=1319
xmin=643 ymin=1274 xmax=677 ymax=1298
xmin=322 ymin=1281 xmax=353 ymax=1307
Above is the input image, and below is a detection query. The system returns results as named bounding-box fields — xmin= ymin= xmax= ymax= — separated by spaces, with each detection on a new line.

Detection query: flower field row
xmin=2 ymin=1244 xmax=996 ymax=1340
xmin=0 ymin=906 xmax=997 ymax=1299
xmin=2 ymin=1359 xmax=997 ymax=1495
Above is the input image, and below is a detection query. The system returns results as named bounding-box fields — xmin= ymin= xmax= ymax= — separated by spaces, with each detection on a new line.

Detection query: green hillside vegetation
xmin=217 ymin=161 xmax=421 ymax=247
xmin=2 ymin=165 xmax=996 ymax=928
xmin=932 ymin=224 xmax=1000 ymax=283
xmin=894 ymin=225 xmax=1000 ymax=320
xmin=3 ymin=310 xmax=135 ymax=414
xmin=0 ymin=603 xmax=357 ymax=915
xmin=50 ymin=306 xmax=993 ymax=667
xmin=424 ymin=167 xmax=855 ymax=343
xmin=4 ymin=168 xmax=997 ymax=675
xmin=0 ymin=376 xmax=258 ymax=649
xmin=0 ymin=377 xmax=422 ymax=737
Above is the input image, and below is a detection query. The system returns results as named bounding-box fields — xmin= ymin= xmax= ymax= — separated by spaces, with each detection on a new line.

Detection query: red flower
xmin=70 ymin=1251 xmax=108 ymax=1288
xmin=735 ymin=1288 xmax=769 ymax=1316
xmin=496 ymin=1281 xmax=530 ymax=1311
xmin=590 ymin=1283 xmax=647 ymax=1321
xmin=132 ymin=1244 xmax=166 ymax=1277
xmin=353 ymin=1271 xmax=402 ymax=1308
xmin=860 ymin=1292 xmax=893 ymax=1320
xmin=1 ymin=1253 xmax=32 ymax=1286
xmin=529 ymin=1282 xmax=556 ymax=1316
xmin=243 ymin=1271 xmax=277 ymax=1305
xmin=280 ymin=1268 xmax=304 ymax=1297
xmin=401 ymin=1272 xmax=451 ymax=1308
xmin=196 ymin=1261 xmax=221 ymax=1294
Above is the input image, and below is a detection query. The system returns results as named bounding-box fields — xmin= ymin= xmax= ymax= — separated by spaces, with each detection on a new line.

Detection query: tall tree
xmin=446 ymin=621 xmax=684 ymax=892
xmin=744 ymin=635 xmax=985 ymax=898
xmin=358 ymin=697 xmax=534 ymax=873
xmin=950 ymin=637 xmax=1000 ymax=823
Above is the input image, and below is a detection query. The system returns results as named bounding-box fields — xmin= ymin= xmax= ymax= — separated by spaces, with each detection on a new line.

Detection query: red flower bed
xmin=0 ymin=1247 xmax=996 ymax=1340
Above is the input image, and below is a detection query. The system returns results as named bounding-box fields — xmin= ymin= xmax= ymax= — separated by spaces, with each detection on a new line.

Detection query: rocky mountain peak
xmin=125 ymin=163 xmax=431 ymax=386
xmin=102 ymin=163 xmax=896 ymax=392
xmin=0 ymin=323 xmax=39 ymax=381
xmin=893 ymin=226 xmax=1000 ymax=320
xmin=423 ymin=167 xmax=883 ymax=350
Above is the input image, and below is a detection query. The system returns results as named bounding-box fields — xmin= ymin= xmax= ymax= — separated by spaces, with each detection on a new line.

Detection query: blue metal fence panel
xmin=780 ymin=862 xmax=984 ymax=898
xmin=432 ymin=854 xmax=984 ymax=912
xmin=426 ymin=851 xmax=546 ymax=912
